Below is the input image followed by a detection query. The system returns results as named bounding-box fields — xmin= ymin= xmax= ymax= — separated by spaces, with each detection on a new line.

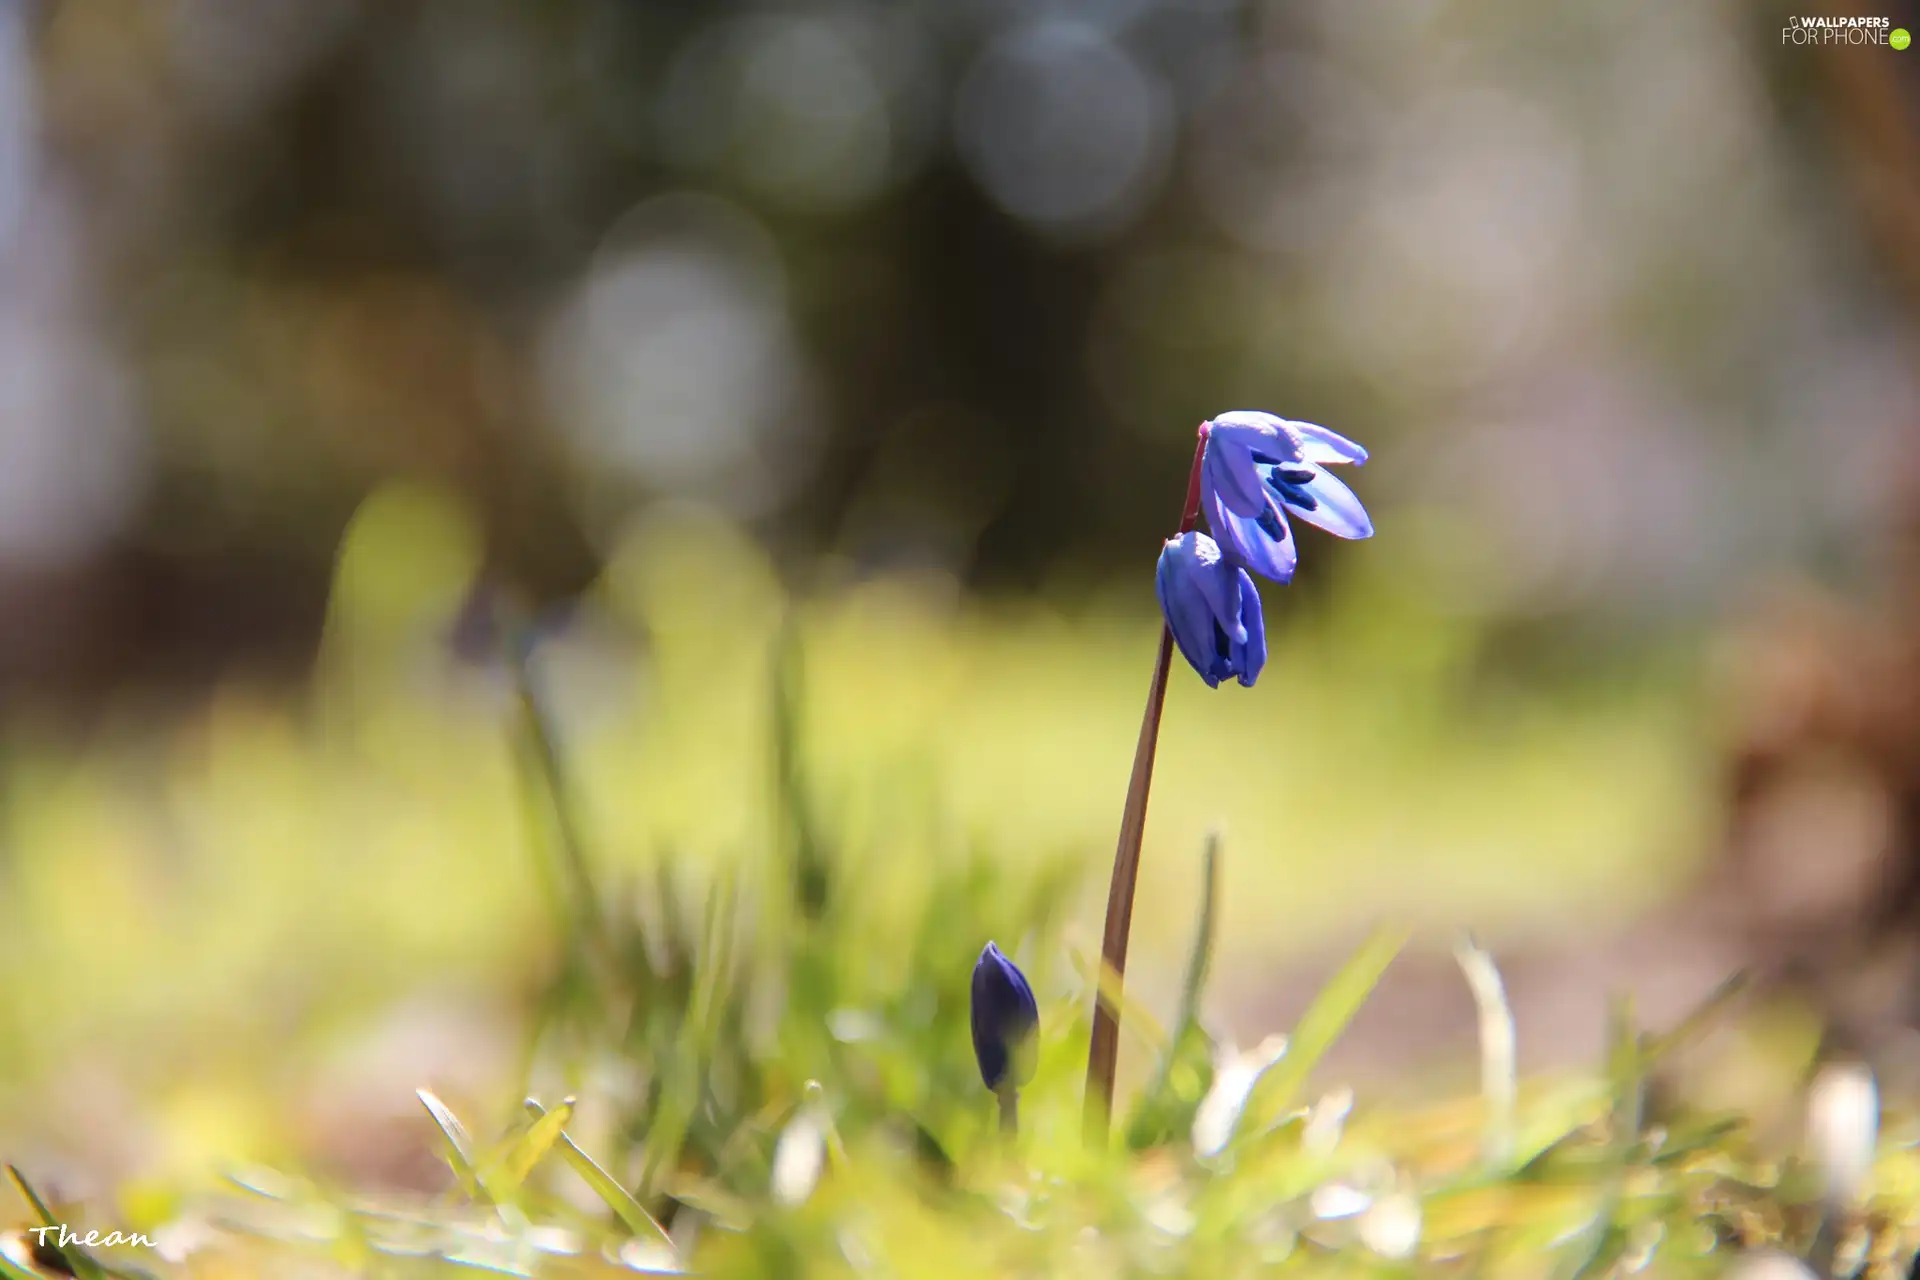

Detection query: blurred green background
xmin=0 ymin=0 xmax=1915 ymax=1222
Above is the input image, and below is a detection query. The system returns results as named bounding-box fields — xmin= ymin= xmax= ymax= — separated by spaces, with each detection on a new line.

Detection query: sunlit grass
xmin=0 ymin=484 xmax=1781 ymax=1277
xmin=0 ymin=493 xmax=1703 ymax=1081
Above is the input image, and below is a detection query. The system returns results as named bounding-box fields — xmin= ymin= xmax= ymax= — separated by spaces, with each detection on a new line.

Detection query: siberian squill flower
xmin=1085 ymin=413 xmax=1376 ymax=1144
xmin=1156 ymin=532 xmax=1265 ymax=688
xmin=1200 ymin=411 xmax=1372 ymax=583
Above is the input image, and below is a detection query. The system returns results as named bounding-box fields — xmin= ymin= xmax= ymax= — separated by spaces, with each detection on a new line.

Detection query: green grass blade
xmin=1605 ymin=993 xmax=1644 ymax=1153
xmin=1244 ymin=924 xmax=1407 ymax=1126
xmin=6 ymin=1167 xmax=106 ymax=1280
xmin=1175 ymin=833 xmax=1221 ymax=1028
xmin=510 ymin=640 xmax=610 ymax=970
xmin=415 ymin=1090 xmax=488 ymax=1203
xmin=771 ymin=615 xmax=828 ymax=919
xmin=640 ymin=864 xmax=740 ymax=1199
xmin=491 ymin=1097 xmax=575 ymax=1192
xmin=1560 ymin=995 xmax=1641 ymax=1280
xmin=1066 ymin=944 xmax=1171 ymax=1053
xmin=522 ymin=1099 xmax=674 ymax=1250
xmin=1640 ymin=970 xmax=1750 ymax=1066
xmin=1125 ymin=833 xmax=1221 ymax=1150
xmin=7 ymin=1167 xmax=62 ymax=1235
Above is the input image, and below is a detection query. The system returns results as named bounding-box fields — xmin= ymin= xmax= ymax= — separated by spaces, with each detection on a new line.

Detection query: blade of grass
xmin=1066 ymin=944 xmax=1172 ymax=1055
xmin=1515 ymin=976 xmax=1749 ymax=1184
xmin=662 ymin=1177 xmax=753 ymax=1231
xmin=1244 ymin=925 xmax=1408 ymax=1126
xmin=509 ymin=635 xmax=610 ymax=971
xmin=1177 ymin=837 xmax=1220 ymax=1022
xmin=491 ymin=1097 xmax=575 ymax=1193
xmin=6 ymin=1167 xmax=106 ymax=1280
xmin=6 ymin=1168 xmax=60 ymax=1232
xmin=772 ymin=615 xmax=828 ymax=920
xmin=7 ymin=1168 xmax=63 ymax=1237
xmin=1454 ymin=933 xmax=1517 ymax=1171
xmin=1125 ymin=833 xmax=1221 ymax=1150
xmin=415 ymin=1090 xmax=489 ymax=1204
xmin=640 ymin=864 xmax=740 ymax=1199
xmin=1639 ymin=970 xmax=1751 ymax=1066
xmin=1561 ymin=995 xmax=1641 ymax=1280
xmin=522 ymin=1099 xmax=674 ymax=1250
xmin=1650 ymin=1116 xmax=1745 ymax=1166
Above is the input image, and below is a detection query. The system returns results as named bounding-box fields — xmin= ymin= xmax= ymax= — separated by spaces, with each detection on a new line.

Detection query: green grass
xmin=1 ymin=486 xmax=1895 ymax=1276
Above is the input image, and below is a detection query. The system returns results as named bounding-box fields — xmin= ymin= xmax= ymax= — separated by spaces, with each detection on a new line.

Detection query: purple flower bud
xmin=971 ymin=942 xmax=1039 ymax=1092
xmin=1155 ymin=531 xmax=1266 ymax=688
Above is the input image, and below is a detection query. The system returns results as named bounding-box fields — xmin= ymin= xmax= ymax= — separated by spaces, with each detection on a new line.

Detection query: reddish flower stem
xmin=1084 ymin=422 xmax=1209 ymax=1144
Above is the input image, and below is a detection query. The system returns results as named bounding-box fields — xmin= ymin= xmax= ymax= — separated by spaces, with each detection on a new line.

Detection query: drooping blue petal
xmin=1157 ymin=535 xmax=1226 ymax=688
xmin=1191 ymin=539 xmax=1247 ymax=648
xmin=1293 ymin=421 xmax=1369 ymax=467
xmin=1157 ymin=532 xmax=1266 ymax=687
xmin=1268 ymin=461 xmax=1373 ymax=539
xmin=1202 ymin=430 xmax=1271 ymax=519
xmin=1205 ymin=415 xmax=1309 ymax=515
xmin=1210 ymin=411 xmax=1307 ymax=461
xmin=1204 ymin=483 xmax=1297 ymax=584
xmin=1205 ymin=623 xmax=1235 ymax=685
xmin=1233 ymin=570 xmax=1266 ymax=687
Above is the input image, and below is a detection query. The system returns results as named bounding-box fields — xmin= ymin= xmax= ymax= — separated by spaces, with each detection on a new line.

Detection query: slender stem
xmin=1082 ymin=635 xmax=1173 ymax=1143
xmin=1176 ymin=428 xmax=1208 ymax=534
xmin=997 ymin=1086 xmax=1019 ymax=1137
xmin=1083 ymin=424 xmax=1210 ymax=1145
xmin=512 ymin=652 xmax=608 ymax=957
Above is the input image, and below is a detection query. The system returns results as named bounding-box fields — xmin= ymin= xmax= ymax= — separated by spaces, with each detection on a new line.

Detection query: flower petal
xmin=1157 ymin=535 xmax=1224 ymax=687
xmin=1210 ymin=411 xmax=1305 ymax=461
xmin=1271 ymin=462 xmax=1373 ymax=540
xmin=1192 ymin=543 xmax=1248 ymax=646
xmin=1202 ymin=433 xmax=1271 ymax=519
xmin=1205 ymin=485 xmax=1297 ymax=584
xmin=1292 ymin=421 xmax=1368 ymax=467
xmin=1233 ymin=570 xmax=1266 ymax=687
xmin=1205 ymin=619 xmax=1235 ymax=685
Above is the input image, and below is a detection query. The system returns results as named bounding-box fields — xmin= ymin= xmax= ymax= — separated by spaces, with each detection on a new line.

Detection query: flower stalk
xmin=1083 ymin=424 xmax=1209 ymax=1143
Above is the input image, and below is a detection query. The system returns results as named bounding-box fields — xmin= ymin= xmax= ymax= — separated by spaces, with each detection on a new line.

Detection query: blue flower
xmin=1156 ymin=531 xmax=1266 ymax=688
xmin=1200 ymin=411 xmax=1372 ymax=583
xmin=971 ymin=942 xmax=1039 ymax=1092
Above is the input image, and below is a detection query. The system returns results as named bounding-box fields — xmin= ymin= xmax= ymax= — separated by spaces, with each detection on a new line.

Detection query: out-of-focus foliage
xmin=0 ymin=489 xmax=1704 ymax=1145
xmin=0 ymin=497 xmax=1898 ymax=1274
xmin=0 ymin=487 xmax=1739 ymax=1275
xmin=0 ymin=0 xmax=1913 ymax=1272
xmin=0 ymin=0 xmax=1909 ymax=706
